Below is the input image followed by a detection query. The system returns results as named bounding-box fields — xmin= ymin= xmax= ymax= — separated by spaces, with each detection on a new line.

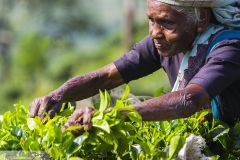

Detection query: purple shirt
xmin=114 ymin=35 xmax=240 ymax=124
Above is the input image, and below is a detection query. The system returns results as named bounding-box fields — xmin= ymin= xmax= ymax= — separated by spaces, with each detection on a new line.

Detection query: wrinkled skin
xmin=29 ymin=95 xmax=63 ymax=119
xmin=30 ymin=1 xmax=212 ymax=134
xmin=62 ymin=107 xmax=96 ymax=135
xmin=29 ymin=94 xmax=96 ymax=134
xmin=29 ymin=63 xmax=124 ymax=132
xmin=147 ymin=0 xmax=197 ymax=56
xmin=134 ymin=84 xmax=210 ymax=121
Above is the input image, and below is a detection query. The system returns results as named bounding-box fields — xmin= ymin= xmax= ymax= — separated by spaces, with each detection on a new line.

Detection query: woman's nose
xmin=150 ymin=23 xmax=164 ymax=39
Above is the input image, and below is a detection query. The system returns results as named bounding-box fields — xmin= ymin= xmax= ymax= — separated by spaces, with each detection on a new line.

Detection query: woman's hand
xmin=62 ymin=107 xmax=96 ymax=135
xmin=29 ymin=93 xmax=63 ymax=119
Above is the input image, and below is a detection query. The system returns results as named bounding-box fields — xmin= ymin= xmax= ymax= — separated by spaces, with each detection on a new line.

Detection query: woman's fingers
xmin=38 ymin=96 xmax=51 ymax=119
xmin=30 ymin=95 xmax=63 ymax=119
xmin=63 ymin=107 xmax=95 ymax=134
xmin=63 ymin=109 xmax=84 ymax=128
xmin=29 ymin=98 xmax=42 ymax=118
xmin=83 ymin=107 xmax=94 ymax=124
xmin=48 ymin=102 xmax=63 ymax=118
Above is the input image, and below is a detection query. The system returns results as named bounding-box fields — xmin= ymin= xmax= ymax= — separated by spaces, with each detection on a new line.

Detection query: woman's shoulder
xmin=207 ymin=27 xmax=240 ymax=59
xmin=207 ymin=38 xmax=240 ymax=64
xmin=209 ymin=28 xmax=240 ymax=46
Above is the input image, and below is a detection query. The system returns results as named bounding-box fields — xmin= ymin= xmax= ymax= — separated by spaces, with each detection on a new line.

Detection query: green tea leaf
xmin=154 ymin=87 xmax=164 ymax=97
xmin=213 ymin=128 xmax=230 ymax=142
xmin=11 ymin=126 xmax=23 ymax=139
xmin=159 ymin=121 xmax=171 ymax=135
xmin=27 ymin=118 xmax=36 ymax=130
xmin=121 ymin=85 xmax=130 ymax=100
xmin=233 ymin=122 xmax=240 ymax=134
xmin=49 ymin=146 xmax=60 ymax=159
xmin=0 ymin=115 xmax=3 ymax=122
xmin=58 ymin=106 xmax=74 ymax=117
xmin=64 ymin=126 xmax=81 ymax=132
xmin=212 ymin=128 xmax=231 ymax=149
xmin=99 ymin=90 xmax=110 ymax=113
xmin=127 ymin=111 xmax=142 ymax=123
xmin=92 ymin=119 xmax=110 ymax=133
xmin=67 ymin=133 xmax=89 ymax=155
xmin=97 ymin=131 xmax=118 ymax=148
xmin=73 ymin=133 xmax=88 ymax=146
xmin=209 ymin=155 xmax=220 ymax=160
xmin=168 ymin=135 xmax=185 ymax=160
xmin=68 ymin=157 xmax=84 ymax=160
xmin=196 ymin=110 xmax=211 ymax=121
xmin=29 ymin=140 xmax=41 ymax=151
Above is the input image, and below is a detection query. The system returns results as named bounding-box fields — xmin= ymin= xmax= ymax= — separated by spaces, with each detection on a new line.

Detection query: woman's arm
xmin=51 ymin=63 xmax=124 ymax=102
xmin=62 ymin=83 xmax=211 ymax=133
xmin=133 ymin=84 xmax=211 ymax=121
xmin=29 ymin=63 xmax=124 ymax=118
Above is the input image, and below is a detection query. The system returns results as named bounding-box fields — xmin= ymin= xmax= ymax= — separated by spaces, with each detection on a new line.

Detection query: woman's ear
xmin=196 ymin=8 xmax=211 ymax=33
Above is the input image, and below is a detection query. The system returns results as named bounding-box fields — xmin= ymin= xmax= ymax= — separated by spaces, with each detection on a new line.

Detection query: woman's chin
xmin=157 ymin=49 xmax=178 ymax=57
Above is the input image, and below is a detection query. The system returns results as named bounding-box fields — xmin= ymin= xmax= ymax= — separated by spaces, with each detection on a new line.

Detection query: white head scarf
xmin=154 ymin=0 xmax=240 ymax=28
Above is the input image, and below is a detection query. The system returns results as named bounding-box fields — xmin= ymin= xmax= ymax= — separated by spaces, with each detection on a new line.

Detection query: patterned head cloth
xmin=154 ymin=0 xmax=236 ymax=7
xmin=154 ymin=0 xmax=240 ymax=28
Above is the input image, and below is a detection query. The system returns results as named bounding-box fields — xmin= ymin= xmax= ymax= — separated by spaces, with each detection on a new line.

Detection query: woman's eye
xmin=161 ymin=20 xmax=175 ymax=29
xmin=149 ymin=18 xmax=155 ymax=25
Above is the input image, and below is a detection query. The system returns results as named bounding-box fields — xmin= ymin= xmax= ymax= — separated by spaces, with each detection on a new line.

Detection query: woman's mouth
xmin=154 ymin=43 xmax=162 ymax=49
xmin=153 ymin=39 xmax=165 ymax=48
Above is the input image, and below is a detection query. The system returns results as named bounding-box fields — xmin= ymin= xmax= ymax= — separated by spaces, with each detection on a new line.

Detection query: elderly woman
xmin=30 ymin=0 xmax=240 ymax=129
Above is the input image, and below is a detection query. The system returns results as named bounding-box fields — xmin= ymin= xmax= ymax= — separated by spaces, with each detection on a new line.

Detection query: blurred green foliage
xmin=0 ymin=0 xmax=170 ymax=113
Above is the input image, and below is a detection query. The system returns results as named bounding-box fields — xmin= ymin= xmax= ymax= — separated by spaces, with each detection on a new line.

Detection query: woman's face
xmin=147 ymin=0 xmax=197 ymax=57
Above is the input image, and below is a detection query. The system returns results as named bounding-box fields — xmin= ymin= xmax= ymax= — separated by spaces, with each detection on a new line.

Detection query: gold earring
xmin=197 ymin=27 xmax=203 ymax=33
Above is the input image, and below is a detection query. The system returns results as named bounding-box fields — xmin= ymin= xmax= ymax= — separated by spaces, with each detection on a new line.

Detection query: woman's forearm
xmin=133 ymin=84 xmax=211 ymax=121
xmin=50 ymin=63 xmax=124 ymax=103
